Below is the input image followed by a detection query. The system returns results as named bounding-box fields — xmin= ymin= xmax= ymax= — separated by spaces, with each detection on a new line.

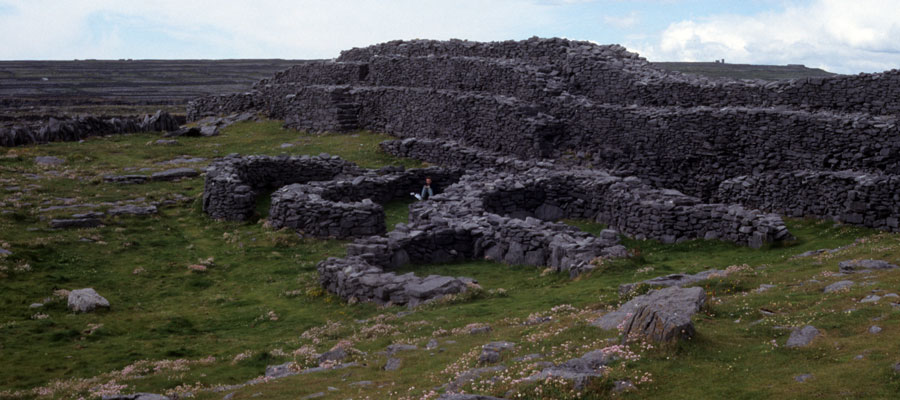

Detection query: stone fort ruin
xmin=193 ymin=37 xmax=900 ymax=306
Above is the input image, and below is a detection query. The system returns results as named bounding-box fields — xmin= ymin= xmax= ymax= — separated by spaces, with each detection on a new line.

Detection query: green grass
xmin=1 ymin=120 xmax=899 ymax=399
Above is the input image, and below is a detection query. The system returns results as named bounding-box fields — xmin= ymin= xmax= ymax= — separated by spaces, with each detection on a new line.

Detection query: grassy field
xmin=1 ymin=120 xmax=898 ymax=399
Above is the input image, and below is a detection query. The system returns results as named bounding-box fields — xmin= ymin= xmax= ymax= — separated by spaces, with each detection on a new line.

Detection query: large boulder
xmin=68 ymin=288 xmax=110 ymax=313
xmin=594 ymin=286 xmax=706 ymax=343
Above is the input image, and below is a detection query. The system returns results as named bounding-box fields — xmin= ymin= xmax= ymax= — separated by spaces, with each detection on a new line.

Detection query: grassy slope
xmin=1 ymin=121 xmax=898 ymax=399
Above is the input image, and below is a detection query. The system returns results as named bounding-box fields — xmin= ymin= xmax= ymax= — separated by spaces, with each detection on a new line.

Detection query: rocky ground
xmin=0 ymin=59 xmax=304 ymax=122
xmin=1 ymin=120 xmax=899 ymax=399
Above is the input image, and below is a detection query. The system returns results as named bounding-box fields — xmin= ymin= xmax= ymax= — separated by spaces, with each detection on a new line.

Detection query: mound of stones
xmin=0 ymin=110 xmax=181 ymax=147
xmin=189 ymin=37 xmax=900 ymax=233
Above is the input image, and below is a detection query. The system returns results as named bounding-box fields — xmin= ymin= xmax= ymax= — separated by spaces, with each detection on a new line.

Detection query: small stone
xmin=67 ymin=288 xmax=110 ymax=313
xmin=29 ymin=303 xmax=43 ymax=309
xmin=860 ymin=295 xmax=881 ymax=303
xmin=794 ymin=374 xmax=813 ymax=382
xmin=384 ymin=357 xmax=402 ymax=371
xmin=317 ymin=348 xmax=346 ymax=363
xmin=613 ymin=380 xmax=636 ymax=392
xmin=869 ymin=325 xmax=882 ymax=334
xmin=786 ymin=325 xmax=820 ymax=348
xmin=426 ymin=339 xmax=439 ymax=350
xmin=756 ymin=284 xmax=776 ymax=293
xmin=823 ymin=280 xmax=854 ymax=293
xmin=469 ymin=325 xmax=492 ymax=335
xmin=34 ymin=156 xmax=64 ymax=165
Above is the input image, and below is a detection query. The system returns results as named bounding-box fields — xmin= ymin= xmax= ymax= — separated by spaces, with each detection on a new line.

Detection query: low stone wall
xmin=0 ymin=111 xmax=180 ymax=147
xmin=716 ymin=170 xmax=900 ymax=231
xmin=382 ymin=137 xmax=791 ymax=247
xmin=317 ymin=256 xmax=476 ymax=306
xmin=202 ymin=154 xmax=362 ymax=221
xmin=268 ymin=167 xmax=464 ymax=238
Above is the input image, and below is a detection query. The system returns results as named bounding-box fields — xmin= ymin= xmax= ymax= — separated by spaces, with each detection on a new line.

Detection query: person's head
xmin=425 ymin=177 xmax=432 ymax=185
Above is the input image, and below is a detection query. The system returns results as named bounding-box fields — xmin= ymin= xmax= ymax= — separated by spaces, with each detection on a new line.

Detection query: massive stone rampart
xmin=193 ymin=37 xmax=900 ymax=304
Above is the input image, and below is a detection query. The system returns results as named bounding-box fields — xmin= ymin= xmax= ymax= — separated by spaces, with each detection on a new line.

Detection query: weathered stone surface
xmin=479 ymin=342 xmax=515 ymax=364
xmin=444 ymin=366 xmax=506 ymax=392
xmin=67 ymin=288 xmax=110 ymax=313
xmin=619 ymin=269 xmax=723 ymax=297
xmin=104 ymin=174 xmax=149 ymax=184
xmin=839 ymin=259 xmax=899 ymax=274
xmin=525 ymin=349 xmax=616 ymax=391
xmin=108 ymin=205 xmax=157 ymax=216
xmin=594 ymin=286 xmax=705 ymax=343
xmin=786 ymin=325 xmax=820 ymax=348
xmin=101 ymin=394 xmax=170 ymax=400
xmin=385 ymin=343 xmax=418 ymax=355
xmin=317 ymin=348 xmax=347 ymax=363
xmin=437 ymin=395 xmax=507 ymax=400
xmin=50 ymin=217 xmax=102 ymax=229
xmin=383 ymin=357 xmax=402 ymax=371
xmin=34 ymin=156 xmax=64 ymax=165
xmin=265 ymin=362 xmax=299 ymax=379
xmin=619 ymin=286 xmax=706 ymax=343
xmin=150 ymin=167 xmax=198 ymax=181
xmin=823 ymin=280 xmax=854 ymax=293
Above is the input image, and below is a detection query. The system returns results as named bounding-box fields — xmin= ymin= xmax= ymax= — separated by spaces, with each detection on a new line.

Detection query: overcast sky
xmin=1 ymin=0 xmax=898 ymax=74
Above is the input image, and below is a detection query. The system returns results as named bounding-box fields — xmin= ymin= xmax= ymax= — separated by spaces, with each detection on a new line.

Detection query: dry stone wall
xmin=0 ymin=111 xmax=181 ymax=147
xmin=202 ymin=154 xmax=363 ymax=221
xmin=193 ymin=37 xmax=900 ymax=304
xmin=717 ymin=171 xmax=900 ymax=231
xmin=268 ymin=167 xmax=464 ymax=238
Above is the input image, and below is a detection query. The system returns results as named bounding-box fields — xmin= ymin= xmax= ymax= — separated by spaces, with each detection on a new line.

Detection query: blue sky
xmin=1 ymin=0 xmax=899 ymax=73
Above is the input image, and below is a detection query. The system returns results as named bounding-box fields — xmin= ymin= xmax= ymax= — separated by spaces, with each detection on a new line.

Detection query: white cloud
xmin=602 ymin=11 xmax=639 ymax=29
xmin=0 ymin=0 xmax=556 ymax=60
xmin=627 ymin=0 xmax=900 ymax=73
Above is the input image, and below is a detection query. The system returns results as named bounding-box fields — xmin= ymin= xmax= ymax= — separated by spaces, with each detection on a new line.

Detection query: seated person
xmin=413 ymin=177 xmax=437 ymax=200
